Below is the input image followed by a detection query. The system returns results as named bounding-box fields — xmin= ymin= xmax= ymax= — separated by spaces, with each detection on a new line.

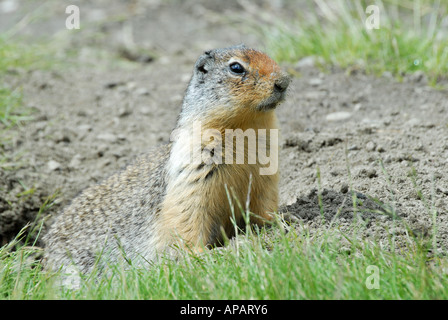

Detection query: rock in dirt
xmin=97 ymin=132 xmax=118 ymax=143
xmin=326 ymin=111 xmax=352 ymax=122
xmin=104 ymin=81 xmax=126 ymax=89
xmin=406 ymin=118 xmax=421 ymax=127
xmin=359 ymin=168 xmax=377 ymax=178
xmin=139 ymin=106 xmax=152 ymax=115
xmin=340 ymin=183 xmax=349 ymax=194
xmin=135 ymin=87 xmax=150 ymax=96
xmin=118 ymin=47 xmax=154 ymax=64
xmin=309 ymin=78 xmax=323 ymax=86
xmin=69 ymin=154 xmax=84 ymax=169
xmin=437 ymin=186 xmax=448 ymax=195
xmin=365 ymin=141 xmax=376 ymax=152
xmin=47 ymin=160 xmax=62 ymax=172
xmin=296 ymin=56 xmax=316 ymax=69
xmin=118 ymin=107 xmax=132 ymax=117
xmin=283 ymin=135 xmax=312 ymax=152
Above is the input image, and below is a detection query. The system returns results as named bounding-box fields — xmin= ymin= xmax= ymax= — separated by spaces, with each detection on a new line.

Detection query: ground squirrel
xmin=43 ymin=44 xmax=290 ymax=275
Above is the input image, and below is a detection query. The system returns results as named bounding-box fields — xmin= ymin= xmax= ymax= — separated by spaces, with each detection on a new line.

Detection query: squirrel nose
xmin=274 ymin=75 xmax=290 ymax=93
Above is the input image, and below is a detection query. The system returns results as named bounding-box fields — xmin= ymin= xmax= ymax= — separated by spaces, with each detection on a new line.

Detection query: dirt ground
xmin=1 ymin=0 xmax=447 ymax=254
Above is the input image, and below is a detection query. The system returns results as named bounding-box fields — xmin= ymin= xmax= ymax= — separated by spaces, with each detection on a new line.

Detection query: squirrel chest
xmin=158 ymin=108 xmax=280 ymax=249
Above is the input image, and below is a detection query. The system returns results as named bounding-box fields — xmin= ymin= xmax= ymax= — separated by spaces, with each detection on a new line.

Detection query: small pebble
xmin=118 ymin=103 xmax=132 ymax=117
xmin=367 ymin=168 xmax=377 ymax=178
xmin=366 ymin=141 xmax=376 ymax=152
xmin=326 ymin=111 xmax=352 ymax=122
xmin=68 ymin=154 xmax=83 ymax=169
xmin=376 ymin=145 xmax=386 ymax=153
xmin=296 ymin=56 xmax=316 ymax=69
xmin=309 ymin=78 xmax=323 ymax=86
xmin=97 ymin=132 xmax=118 ymax=143
xmin=135 ymin=87 xmax=150 ymax=96
xmin=47 ymin=160 xmax=62 ymax=171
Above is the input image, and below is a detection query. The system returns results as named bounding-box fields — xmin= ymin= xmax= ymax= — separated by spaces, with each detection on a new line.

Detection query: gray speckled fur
xmin=43 ymin=144 xmax=170 ymax=274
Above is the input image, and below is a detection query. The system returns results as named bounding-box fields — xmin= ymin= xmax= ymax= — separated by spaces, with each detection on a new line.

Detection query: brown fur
xmin=157 ymin=112 xmax=279 ymax=251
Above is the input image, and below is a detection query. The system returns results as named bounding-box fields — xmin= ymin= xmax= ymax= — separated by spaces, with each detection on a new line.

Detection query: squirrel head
xmin=179 ymin=45 xmax=290 ymax=128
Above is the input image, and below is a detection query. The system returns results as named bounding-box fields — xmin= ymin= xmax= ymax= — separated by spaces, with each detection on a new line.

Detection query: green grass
xmin=263 ymin=0 xmax=448 ymax=86
xmin=0 ymin=87 xmax=31 ymax=127
xmin=3 ymin=152 xmax=446 ymax=300
xmin=0 ymin=37 xmax=52 ymax=74
xmin=1 ymin=212 xmax=447 ymax=300
xmin=0 ymin=35 xmax=57 ymax=128
xmin=0 ymin=38 xmax=26 ymax=128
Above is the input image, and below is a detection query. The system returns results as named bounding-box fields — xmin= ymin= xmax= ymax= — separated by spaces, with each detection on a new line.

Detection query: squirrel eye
xmin=229 ymin=62 xmax=245 ymax=74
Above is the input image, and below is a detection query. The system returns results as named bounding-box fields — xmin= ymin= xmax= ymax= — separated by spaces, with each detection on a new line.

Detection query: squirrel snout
xmin=273 ymin=75 xmax=290 ymax=93
xmin=255 ymin=74 xmax=290 ymax=111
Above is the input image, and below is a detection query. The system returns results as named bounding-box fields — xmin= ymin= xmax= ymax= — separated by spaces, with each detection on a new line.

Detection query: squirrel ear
xmin=196 ymin=56 xmax=209 ymax=75
xmin=195 ymin=52 xmax=214 ymax=76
